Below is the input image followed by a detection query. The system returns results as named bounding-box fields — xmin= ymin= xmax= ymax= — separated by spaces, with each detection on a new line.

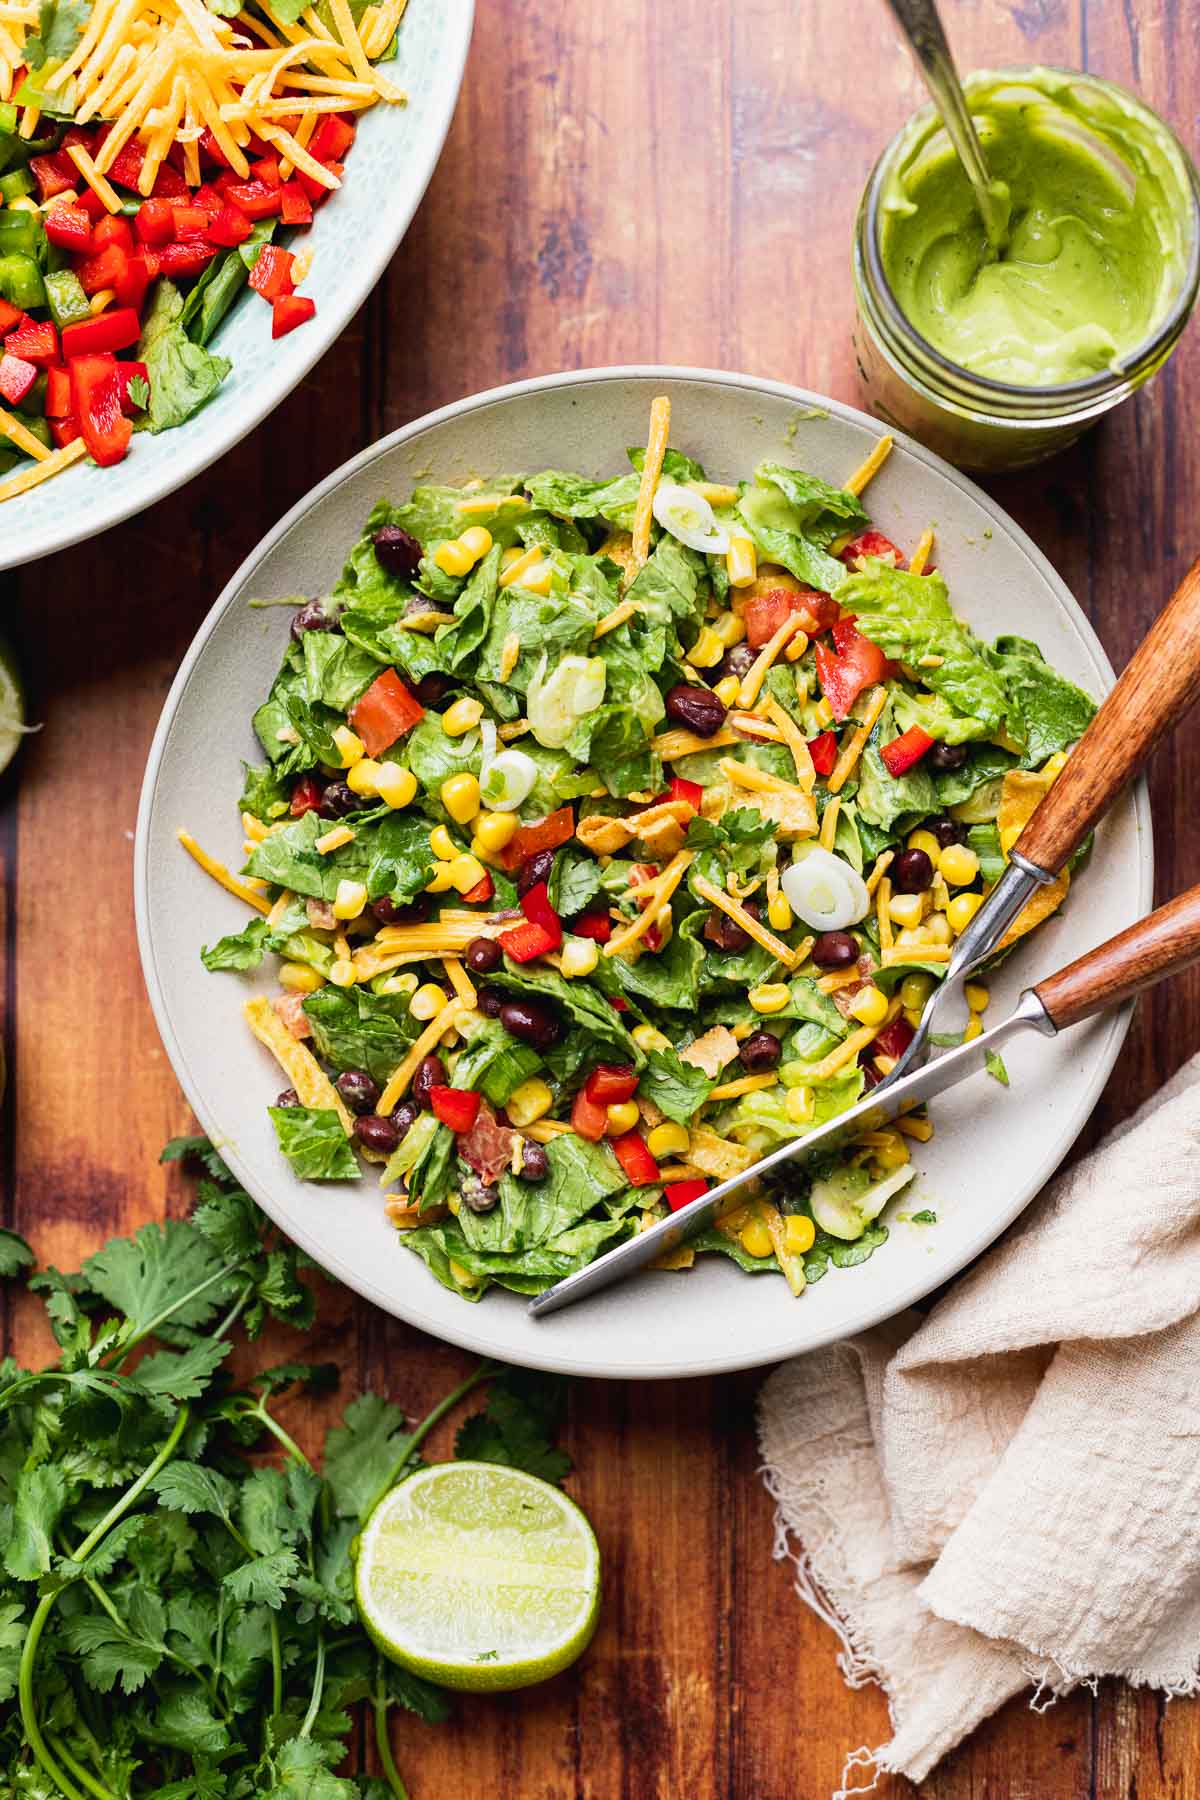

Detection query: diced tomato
xmin=0 ymin=353 xmax=37 ymax=406
xmin=461 ymin=871 xmax=494 ymax=905
xmin=279 ymin=181 xmax=313 ymax=227
xmin=669 ymin=775 xmax=703 ymax=813
xmin=497 ymin=918 xmax=559 ymax=963
xmin=807 ymin=730 xmax=838 ymax=777
xmin=743 ymin=585 xmax=839 ymax=647
xmin=76 ymin=243 xmax=129 ymax=297
xmin=157 ymin=240 xmax=218 ymax=278
xmin=106 ymin=140 xmax=146 ymax=191
xmin=289 ymin=773 xmax=324 ymax=818
xmin=113 ymin=253 xmax=153 ymax=314
xmin=296 ymin=160 xmax=342 ymax=207
xmin=150 ymin=163 xmax=189 ymax=200
xmin=519 ymin=880 xmax=562 ymax=947
xmin=135 ymin=197 xmax=175 ymax=245
xmin=839 ymin=528 xmax=904 ymax=570
xmin=29 ymin=153 xmax=74 ymax=203
xmin=170 ymin=205 xmax=211 ymax=238
xmin=498 ymin=806 xmax=576 ymax=872
xmin=93 ymin=214 xmax=134 ymax=256
xmin=249 ymin=155 xmax=282 ymax=190
xmin=207 ymin=204 xmax=253 ymax=249
xmin=4 ymin=317 xmax=58 ymax=368
xmin=114 ymin=360 xmax=149 ymax=416
xmin=248 ymin=244 xmax=295 ymax=301
xmin=61 ymin=307 xmax=141 ymax=359
xmin=429 ymin=1085 xmax=482 ymax=1134
xmin=570 ymin=1087 xmax=608 ymax=1142
xmin=664 ymin=1177 xmax=708 ymax=1211
xmin=584 ymin=1065 xmax=639 ymax=1105
xmin=880 ymin=726 xmax=935 ymax=778
xmin=271 ymin=294 xmax=315 ymax=338
xmin=813 ymin=626 xmax=890 ymax=722
xmin=50 ymin=417 xmax=81 ymax=448
xmin=348 ymin=668 xmax=424 ymax=756
xmin=44 ymin=205 xmax=94 ymax=255
xmin=44 ymin=364 xmax=71 ymax=418
xmin=610 ymin=1131 xmax=660 ymax=1187
xmin=0 ymin=299 xmax=23 ymax=335
xmin=571 ymin=908 xmax=612 ymax=942
xmin=627 ymin=863 xmax=660 ymax=891
xmin=310 ymin=113 xmax=355 ymax=162
xmin=223 ymin=180 xmax=282 ymax=220
xmin=870 ymin=1017 xmax=916 ymax=1064
xmin=69 ymin=352 xmax=131 ymax=468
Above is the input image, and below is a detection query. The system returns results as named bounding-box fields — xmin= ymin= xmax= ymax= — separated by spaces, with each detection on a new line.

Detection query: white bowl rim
xmin=134 ymin=363 xmax=1153 ymax=1378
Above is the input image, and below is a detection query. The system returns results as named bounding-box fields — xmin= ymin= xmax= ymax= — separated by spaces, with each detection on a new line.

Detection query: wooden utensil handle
xmin=1033 ymin=885 xmax=1200 ymax=1030
xmin=1016 ymin=555 xmax=1200 ymax=873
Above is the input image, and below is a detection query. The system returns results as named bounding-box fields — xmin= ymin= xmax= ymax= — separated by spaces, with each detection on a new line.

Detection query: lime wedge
xmin=355 ymin=1461 xmax=600 ymax=1691
xmin=0 ymin=634 xmax=31 ymax=775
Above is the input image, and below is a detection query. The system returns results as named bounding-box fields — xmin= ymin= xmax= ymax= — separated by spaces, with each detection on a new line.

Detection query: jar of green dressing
xmin=853 ymin=67 xmax=1200 ymax=470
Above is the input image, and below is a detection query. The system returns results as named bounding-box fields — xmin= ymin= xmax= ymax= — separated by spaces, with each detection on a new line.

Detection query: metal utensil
xmin=529 ymin=882 xmax=1200 ymax=1318
xmin=883 ymin=553 xmax=1200 ymax=1088
xmin=883 ymin=0 xmax=1010 ymax=252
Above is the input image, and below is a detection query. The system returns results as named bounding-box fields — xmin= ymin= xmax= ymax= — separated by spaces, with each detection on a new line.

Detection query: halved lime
xmin=355 ymin=1461 xmax=600 ymax=1692
xmin=0 ymin=634 xmax=30 ymax=775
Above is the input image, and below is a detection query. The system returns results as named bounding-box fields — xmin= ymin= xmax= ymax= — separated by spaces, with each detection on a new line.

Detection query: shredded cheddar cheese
xmin=629 ymin=395 xmax=670 ymax=575
xmin=818 ymin=794 xmax=841 ymax=853
xmin=692 ymin=872 xmax=798 ymax=969
xmin=865 ymin=849 xmax=894 ymax=897
xmin=844 ymin=433 xmax=894 ymax=497
xmin=827 ymin=685 xmax=888 ymax=794
xmin=177 ymin=827 xmax=272 ymax=914
xmin=707 ymin=1071 xmax=780 ymax=1102
xmin=909 ymin=526 xmax=935 ymax=576
xmin=593 ymin=598 xmax=639 ymax=639
xmin=806 ymin=999 xmax=903 ymax=1080
xmin=0 ymin=436 xmax=87 ymax=501
xmin=737 ymin=615 xmax=802 ymax=709
xmin=603 ymin=850 xmax=692 ymax=957
xmin=376 ymin=999 xmax=471 ymax=1113
xmin=0 ymin=406 xmax=50 ymax=463
xmin=650 ymin=726 xmax=738 ymax=761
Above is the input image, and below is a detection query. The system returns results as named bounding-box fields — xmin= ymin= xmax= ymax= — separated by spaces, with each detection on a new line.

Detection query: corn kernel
xmin=499 ymin=545 xmax=541 ymax=588
xmin=813 ymin=697 xmax=834 ymax=728
xmin=924 ymin=912 xmax=952 ymax=944
xmin=88 ymin=286 xmax=116 ymax=314
xmin=963 ymin=1015 xmax=984 ymax=1042
xmin=501 ymin=545 xmax=525 ymax=570
xmin=442 ymin=696 xmax=484 ymax=737
xmin=429 ymin=823 xmax=457 ymax=861
xmin=904 ymin=1008 xmax=924 ymax=1029
xmin=507 ymin=1077 xmax=554 ymax=1127
xmin=711 ymin=609 xmax=746 ymax=648
xmin=938 ymin=843 xmax=980 ymax=886
xmin=964 ymin=981 xmax=990 ymax=1013
xmin=517 ymin=559 xmax=554 ymax=596
xmin=870 ymin=1130 xmax=910 ymax=1171
xmin=447 ymin=853 xmax=487 ymax=894
xmin=686 ymin=626 xmax=724 ymax=669
xmin=315 ymin=823 xmax=355 ymax=854
xmin=847 ymin=985 xmax=888 ymax=1027
xmin=785 ymin=1085 xmax=814 ymax=1124
xmin=899 ymin=972 xmax=935 ymax=1011
xmin=426 ymin=861 xmax=455 ymax=893
xmin=433 ymin=538 xmax=474 ymax=576
xmin=374 ymin=762 xmax=417 ymax=810
xmin=378 ymin=971 xmax=419 ymax=996
xmin=784 ymin=1213 xmax=816 ymax=1255
xmin=632 ymin=1022 xmax=670 ymax=1053
xmin=474 ymin=809 xmax=519 ymax=853
xmin=332 ymin=878 xmax=368 ymax=921
xmin=441 ymin=772 xmax=481 ymax=825
xmin=748 ymin=983 xmax=791 ymax=1014
xmin=767 ymin=892 xmax=794 ymax=932
xmin=279 ymin=961 xmax=324 ymax=993
xmin=947 ymin=892 xmax=984 ymax=935
xmin=1042 ymin=751 xmax=1068 ymax=776
xmin=332 ymin=725 xmax=364 ymax=768
xmin=906 ymin=828 xmax=941 ymax=861
xmin=714 ymin=674 xmax=741 ymax=706
xmin=459 ymin=525 xmax=493 ymax=562
xmin=646 ymin=1121 xmax=689 ymax=1159
xmin=605 ymin=1100 xmax=640 ymax=1135
xmin=726 ymin=534 xmax=757 ymax=589
xmin=346 ymin=757 xmax=383 ymax=796
xmin=561 ymin=936 xmax=600 ymax=978
xmin=329 ymin=960 xmax=357 ymax=988
xmin=448 ymin=1258 xmax=480 ymax=1288
xmin=739 ymin=1218 xmax=774 ymax=1259
xmin=410 ymin=983 xmax=448 ymax=1022
xmin=887 ymin=892 xmax=925 ymax=929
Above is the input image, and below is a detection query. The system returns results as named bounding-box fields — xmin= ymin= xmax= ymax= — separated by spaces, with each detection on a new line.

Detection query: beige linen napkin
xmin=757 ymin=1050 xmax=1200 ymax=1792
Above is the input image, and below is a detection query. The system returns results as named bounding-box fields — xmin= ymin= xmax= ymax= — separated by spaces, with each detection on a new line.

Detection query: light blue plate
xmin=0 ymin=0 xmax=473 ymax=571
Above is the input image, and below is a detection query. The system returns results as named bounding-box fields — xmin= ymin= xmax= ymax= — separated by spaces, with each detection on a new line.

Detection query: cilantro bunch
xmin=0 ymin=1139 xmax=571 ymax=1800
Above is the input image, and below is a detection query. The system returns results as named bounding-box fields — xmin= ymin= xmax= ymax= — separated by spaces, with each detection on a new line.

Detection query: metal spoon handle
xmin=883 ymin=0 xmax=1009 ymax=251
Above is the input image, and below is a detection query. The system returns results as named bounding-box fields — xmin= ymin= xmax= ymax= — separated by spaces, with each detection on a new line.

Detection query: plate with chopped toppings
xmin=0 ymin=0 xmax=472 ymax=566
xmin=135 ymin=368 xmax=1150 ymax=1377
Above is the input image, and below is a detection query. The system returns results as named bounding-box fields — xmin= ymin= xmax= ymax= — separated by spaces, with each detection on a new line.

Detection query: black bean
xmin=812 ymin=930 xmax=858 ymax=969
xmin=721 ymin=643 xmax=757 ymax=682
xmin=739 ymin=1030 xmax=782 ymax=1073
xmin=517 ymin=848 xmax=556 ymax=896
xmin=290 ymin=600 xmax=335 ymax=640
xmin=319 ymin=780 xmax=366 ymax=820
xmin=390 ymin=1101 xmax=419 ymax=1141
xmin=476 ymin=987 xmax=503 ymax=1018
xmin=414 ymin=672 xmax=455 ymax=706
xmin=372 ymin=523 xmax=422 ymax=582
xmin=354 ymin=1114 xmax=400 ymax=1155
xmin=500 ymin=997 xmax=562 ymax=1049
xmin=664 ymin=683 xmax=727 ymax=738
xmin=334 ymin=1070 xmax=381 ymax=1114
xmin=411 ymin=1054 xmax=445 ymax=1109
xmin=929 ymin=815 xmax=968 ymax=848
xmin=703 ymin=898 xmax=760 ymax=954
xmin=372 ymin=893 xmax=431 ymax=926
xmin=928 ymin=741 xmax=968 ymax=772
xmin=891 ymin=848 xmax=933 ymax=894
xmin=275 ymin=1088 xmax=299 ymax=1107
xmin=460 ymin=1175 xmax=499 ymax=1214
xmin=465 ymin=935 xmax=502 ymax=975
xmin=520 ymin=1141 xmax=550 ymax=1182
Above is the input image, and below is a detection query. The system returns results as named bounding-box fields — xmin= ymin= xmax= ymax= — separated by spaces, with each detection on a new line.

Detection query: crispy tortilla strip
xmin=686 ymin=1128 xmax=755 ymax=1180
xmin=995 ymin=765 xmax=1070 ymax=948
xmin=680 ymin=1024 xmax=739 ymax=1079
xmin=576 ymin=814 xmax=632 ymax=856
xmin=244 ymin=996 xmax=354 ymax=1132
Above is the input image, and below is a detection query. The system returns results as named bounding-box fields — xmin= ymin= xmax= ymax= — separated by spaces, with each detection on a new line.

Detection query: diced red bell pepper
xmin=223 ymin=180 xmax=282 ymax=220
xmin=296 ymin=159 xmax=342 ymax=207
xmin=93 ymin=214 xmax=134 ymax=256
xmin=150 ymin=163 xmax=189 ymax=201
xmin=61 ymin=306 xmax=141 ymax=359
xmin=0 ymin=299 xmax=23 ymax=335
xmin=271 ymin=294 xmax=316 ymax=338
xmin=0 ymin=353 xmax=37 ymax=406
xmin=609 ymin=997 xmax=629 ymax=1011
xmin=207 ymin=204 xmax=253 ymax=249
xmin=135 ymin=197 xmax=175 ymax=245
xmin=289 ymin=773 xmax=324 ymax=818
xmin=868 ymin=1017 xmax=916 ymax=1064
xmin=249 ymin=155 xmax=282 ymax=190
xmin=610 ymin=1131 xmax=660 ymax=1187
xmin=279 ymin=181 xmax=313 ymax=227
xmin=248 ymin=244 xmax=295 ymax=301
xmin=669 ymin=775 xmax=703 ymax=813
xmin=192 ymin=183 xmax=224 ymax=216
xmin=170 ymin=205 xmax=211 ymax=238
xmin=839 ymin=528 xmax=904 ymax=570
xmin=813 ymin=626 xmax=890 ymax=722
xmin=29 ymin=154 xmax=74 ymax=203
xmin=348 ymin=668 xmax=424 ymax=756
xmin=199 ymin=127 xmax=234 ymax=169
xmin=59 ymin=126 xmax=95 ymax=157
xmin=114 ymin=360 xmax=149 ymax=416
xmin=113 ymin=253 xmax=153 ymax=315
xmin=44 ymin=205 xmax=94 ymax=255
xmin=496 ymin=917 xmax=559 ymax=964
xmin=664 ymin=1177 xmax=708 ymax=1211
xmin=157 ymin=240 xmax=218 ymax=278
xmin=880 ymin=725 xmax=935 ymax=778
xmin=571 ymin=908 xmax=612 ymax=942
xmin=642 ymin=921 xmax=664 ymax=953
xmin=309 ymin=113 xmax=356 ymax=162
xmin=77 ymin=187 xmax=107 ymax=221
xmin=498 ymin=806 xmax=576 ymax=872
xmin=570 ymin=1087 xmax=609 ymax=1142
xmin=429 ymin=1085 xmax=482 ymax=1134
xmin=44 ymin=364 xmax=71 ymax=419
xmin=5 ymin=317 xmax=58 ymax=368
xmin=519 ymin=880 xmax=563 ymax=947
xmin=50 ymin=417 xmax=81 ymax=448
xmin=69 ymin=352 xmax=131 ymax=468
xmin=461 ymin=871 xmax=494 ymax=905
xmin=76 ymin=243 xmax=130 ymax=297
xmin=807 ymin=729 xmax=838 ymax=777
xmin=583 ymin=1065 xmax=639 ymax=1105
xmin=743 ymin=585 xmax=840 ymax=647
xmin=106 ymin=140 xmax=146 ymax=191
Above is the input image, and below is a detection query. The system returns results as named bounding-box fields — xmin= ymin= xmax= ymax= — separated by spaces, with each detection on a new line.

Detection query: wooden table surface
xmin=3 ymin=0 xmax=1199 ymax=1793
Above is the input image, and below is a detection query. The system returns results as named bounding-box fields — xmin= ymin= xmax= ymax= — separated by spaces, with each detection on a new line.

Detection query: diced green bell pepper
xmin=0 ymin=208 xmax=45 ymax=259
xmin=0 ymin=168 xmax=33 ymax=203
xmin=0 ymin=251 xmax=45 ymax=310
xmin=43 ymin=268 xmax=90 ymax=327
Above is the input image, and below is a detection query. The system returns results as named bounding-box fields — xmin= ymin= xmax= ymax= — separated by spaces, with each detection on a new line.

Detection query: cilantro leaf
xmin=150 ymin=1462 xmax=237 ymax=1522
xmin=383 ymin=1661 xmax=453 ymax=1723
xmin=0 ymin=1600 xmax=26 ymax=1704
xmin=134 ymin=1338 xmax=230 ymax=1399
xmin=223 ymin=1546 xmax=299 ymax=1608
xmin=323 ymin=1393 xmax=414 ymax=1522
xmin=62 ymin=1612 xmax=163 ymax=1694
xmin=160 ymin=1136 xmax=234 ymax=1182
xmin=81 ymin=1220 xmax=233 ymax=1339
xmin=5 ymin=1466 xmax=69 ymax=1581
xmin=454 ymin=1368 xmax=571 ymax=1486
xmin=0 ymin=1227 xmax=34 ymax=1278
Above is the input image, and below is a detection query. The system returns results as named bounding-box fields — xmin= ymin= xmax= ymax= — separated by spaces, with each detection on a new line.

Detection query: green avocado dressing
xmin=879 ymin=70 xmax=1196 ymax=387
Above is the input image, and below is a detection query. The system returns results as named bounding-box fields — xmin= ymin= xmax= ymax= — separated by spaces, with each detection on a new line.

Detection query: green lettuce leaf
xmin=238 ymin=761 xmax=290 ymax=823
xmin=301 ymin=986 xmax=419 ymax=1083
xmin=988 ymin=635 xmax=1095 ymax=764
xmin=137 ymin=281 xmax=231 ymax=434
xmin=201 ymin=919 xmax=270 ymax=972
xmin=268 ymin=1108 xmax=359 ymax=1181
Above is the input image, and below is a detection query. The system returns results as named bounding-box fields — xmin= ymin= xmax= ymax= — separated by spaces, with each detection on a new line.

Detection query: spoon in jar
xmin=883 ymin=0 xmax=1011 ymax=254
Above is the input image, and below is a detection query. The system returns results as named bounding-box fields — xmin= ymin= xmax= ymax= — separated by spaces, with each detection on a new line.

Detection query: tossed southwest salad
xmin=188 ymin=398 xmax=1096 ymax=1302
xmin=0 ymin=0 xmax=407 ymax=499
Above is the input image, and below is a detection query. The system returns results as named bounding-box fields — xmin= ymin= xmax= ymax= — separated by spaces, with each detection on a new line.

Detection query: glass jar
xmin=852 ymin=68 xmax=1200 ymax=472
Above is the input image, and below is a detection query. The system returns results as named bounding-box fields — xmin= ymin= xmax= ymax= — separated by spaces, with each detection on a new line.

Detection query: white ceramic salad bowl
xmin=134 ymin=367 xmax=1152 ymax=1379
xmin=0 ymin=0 xmax=474 ymax=572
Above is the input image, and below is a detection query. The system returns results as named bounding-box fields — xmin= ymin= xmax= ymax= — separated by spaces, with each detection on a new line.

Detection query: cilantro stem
xmin=270 ymin=1614 xmax=283 ymax=1719
xmin=43 ymin=1733 xmax=116 ymax=1800
xmin=250 ymin=1399 xmax=315 ymax=1472
xmin=106 ymin=1257 xmax=246 ymax=1363
xmin=81 ymin=1577 xmax=230 ymax=1722
xmin=299 ymin=1631 xmax=326 ymax=1738
xmin=364 ymin=1360 xmax=498 ymax=1520
xmin=372 ymin=1669 xmax=411 ymax=1800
